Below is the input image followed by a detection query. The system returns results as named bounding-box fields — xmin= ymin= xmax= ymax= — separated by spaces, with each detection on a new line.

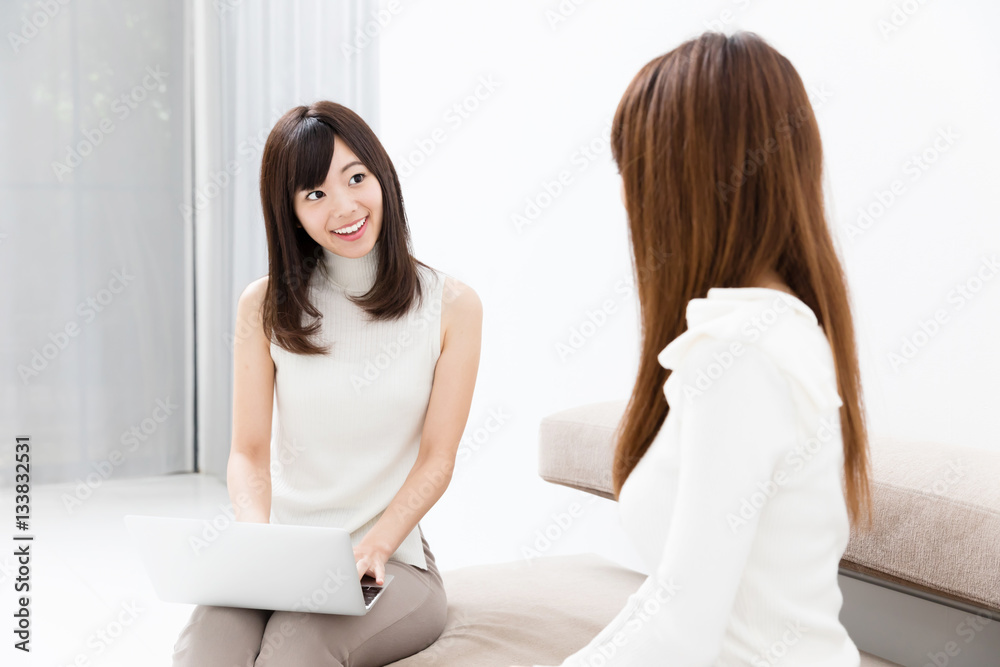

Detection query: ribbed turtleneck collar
xmin=320 ymin=241 xmax=379 ymax=295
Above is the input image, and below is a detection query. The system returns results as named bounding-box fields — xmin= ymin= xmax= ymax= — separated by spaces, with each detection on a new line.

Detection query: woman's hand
xmin=353 ymin=541 xmax=389 ymax=585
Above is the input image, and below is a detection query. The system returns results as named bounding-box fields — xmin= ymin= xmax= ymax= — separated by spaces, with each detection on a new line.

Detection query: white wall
xmin=377 ymin=0 xmax=1000 ymax=571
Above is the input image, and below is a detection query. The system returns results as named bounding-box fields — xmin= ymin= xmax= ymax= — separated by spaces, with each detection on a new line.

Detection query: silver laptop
xmin=124 ymin=514 xmax=393 ymax=615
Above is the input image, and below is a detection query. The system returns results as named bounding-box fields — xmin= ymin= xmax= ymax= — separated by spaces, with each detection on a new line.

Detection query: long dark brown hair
xmin=259 ymin=101 xmax=432 ymax=355
xmin=610 ymin=31 xmax=872 ymax=529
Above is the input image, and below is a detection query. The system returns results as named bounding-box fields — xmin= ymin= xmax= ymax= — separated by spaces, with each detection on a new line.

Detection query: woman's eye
xmin=305 ymin=191 xmax=324 ymax=201
xmin=349 ymin=173 xmax=365 ymax=185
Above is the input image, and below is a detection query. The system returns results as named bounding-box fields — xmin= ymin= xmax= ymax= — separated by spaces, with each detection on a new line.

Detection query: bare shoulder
xmin=442 ymin=275 xmax=483 ymax=323
xmin=441 ymin=275 xmax=482 ymax=347
xmin=237 ymin=276 xmax=269 ymax=331
xmin=239 ymin=276 xmax=268 ymax=306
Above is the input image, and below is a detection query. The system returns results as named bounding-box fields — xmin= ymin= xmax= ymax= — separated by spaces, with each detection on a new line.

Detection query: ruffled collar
xmin=658 ymin=288 xmax=842 ymax=413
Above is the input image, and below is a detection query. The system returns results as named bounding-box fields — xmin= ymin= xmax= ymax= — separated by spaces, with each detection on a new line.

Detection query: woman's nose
xmin=329 ymin=197 xmax=359 ymax=220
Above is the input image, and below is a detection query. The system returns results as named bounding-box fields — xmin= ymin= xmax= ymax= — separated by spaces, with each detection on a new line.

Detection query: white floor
xmin=0 ymin=471 xmax=644 ymax=667
xmin=0 ymin=474 xmax=239 ymax=667
xmin=4 ymin=472 xmax=1000 ymax=666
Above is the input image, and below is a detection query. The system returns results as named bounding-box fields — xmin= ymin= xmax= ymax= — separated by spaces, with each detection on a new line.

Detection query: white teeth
xmin=333 ymin=217 xmax=365 ymax=235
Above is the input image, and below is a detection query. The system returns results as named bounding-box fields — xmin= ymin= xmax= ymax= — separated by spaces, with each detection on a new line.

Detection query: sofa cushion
xmin=538 ymin=401 xmax=1000 ymax=614
xmin=386 ymin=553 xmax=646 ymax=666
xmin=387 ymin=553 xmax=901 ymax=666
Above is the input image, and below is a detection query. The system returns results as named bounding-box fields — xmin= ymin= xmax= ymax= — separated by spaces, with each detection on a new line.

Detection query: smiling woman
xmin=257 ymin=102 xmax=439 ymax=351
xmin=170 ymin=101 xmax=483 ymax=667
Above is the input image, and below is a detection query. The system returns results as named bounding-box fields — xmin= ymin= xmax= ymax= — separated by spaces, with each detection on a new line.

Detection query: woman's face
xmin=293 ymin=133 xmax=383 ymax=258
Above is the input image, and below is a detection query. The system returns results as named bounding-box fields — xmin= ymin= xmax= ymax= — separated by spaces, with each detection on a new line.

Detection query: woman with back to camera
xmin=172 ymin=101 xmax=483 ymax=666
xmin=519 ymin=31 xmax=872 ymax=667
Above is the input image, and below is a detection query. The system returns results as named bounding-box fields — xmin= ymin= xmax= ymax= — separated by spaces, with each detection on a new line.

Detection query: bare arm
xmin=227 ymin=277 xmax=274 ymax=523
xmin=355 ymin=276 xmax=483 ymax=580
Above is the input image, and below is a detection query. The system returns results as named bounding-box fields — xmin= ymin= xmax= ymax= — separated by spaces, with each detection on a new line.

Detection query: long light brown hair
xmin=259 ymin=101 xmax=432 ymax=355
xmin=610 ymin=31 xmax=872 ymax=529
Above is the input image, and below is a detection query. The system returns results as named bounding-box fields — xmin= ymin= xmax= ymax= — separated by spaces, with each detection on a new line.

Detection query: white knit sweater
xmin=546 ymin=288 xmax=860 ymax=666
xmin=267 ymin=241 xmax=447 ymax=569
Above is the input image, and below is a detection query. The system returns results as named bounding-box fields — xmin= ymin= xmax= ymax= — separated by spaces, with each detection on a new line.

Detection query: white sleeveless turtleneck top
xmin=267 ymin=240 xmax=447 ymax=569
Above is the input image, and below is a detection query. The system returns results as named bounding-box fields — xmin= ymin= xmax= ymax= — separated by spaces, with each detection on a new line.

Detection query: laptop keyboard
xmin=361 ymin=585 xmax=381 ymax=606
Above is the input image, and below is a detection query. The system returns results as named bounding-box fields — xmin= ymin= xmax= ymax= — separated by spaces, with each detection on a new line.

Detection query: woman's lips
xmin=331 ymin=215 xmax=367 ymax=240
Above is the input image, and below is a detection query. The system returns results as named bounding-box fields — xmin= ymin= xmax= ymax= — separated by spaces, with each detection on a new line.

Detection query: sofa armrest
xmin=538 ymin=400 xmax=1000 ymax=616
xmin=538 ymin=400 xmax=626 ymax=500
xmin=841 ymin=437 xmax=1000 ymax=616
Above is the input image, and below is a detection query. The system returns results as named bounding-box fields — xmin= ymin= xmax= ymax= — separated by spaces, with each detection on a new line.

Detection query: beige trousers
xmin=171 ymin=526 xmax=447 ymax=667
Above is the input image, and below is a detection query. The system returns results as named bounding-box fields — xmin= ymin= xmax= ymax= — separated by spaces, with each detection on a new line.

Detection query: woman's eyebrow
xmin=301 ymin=161 xmax=366 ymax=195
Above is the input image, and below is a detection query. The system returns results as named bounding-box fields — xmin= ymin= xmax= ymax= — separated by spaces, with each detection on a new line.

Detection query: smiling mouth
xmin=332 ymin=216 xmax=367 ymax=235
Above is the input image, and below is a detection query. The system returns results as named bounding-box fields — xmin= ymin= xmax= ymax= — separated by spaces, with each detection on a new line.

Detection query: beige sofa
xmin=390 ymin=400 xmax=999 ymax=666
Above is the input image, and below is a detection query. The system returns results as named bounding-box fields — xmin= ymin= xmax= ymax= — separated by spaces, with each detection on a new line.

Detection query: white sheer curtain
xmin=193 ymin=0 xmax=379 ymax=478
xmin=0 ymin=0 xmax=193 ymax=485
